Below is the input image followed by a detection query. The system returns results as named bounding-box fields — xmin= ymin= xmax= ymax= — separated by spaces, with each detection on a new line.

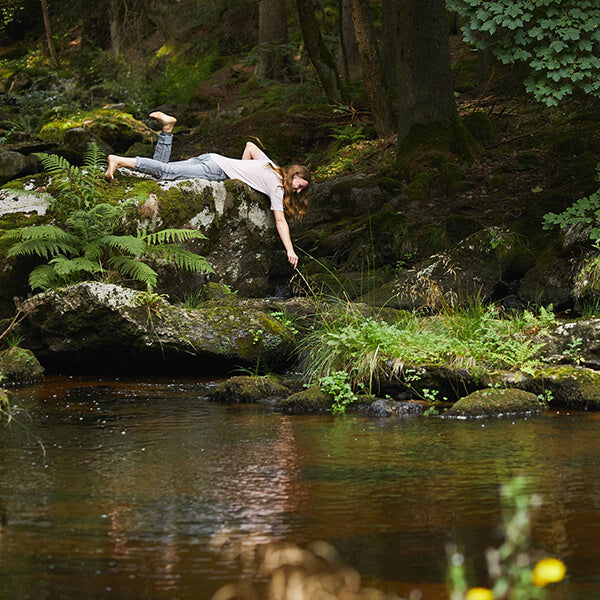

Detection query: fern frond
xmin=28 ymin=264 xmax=58 ymax=291
xmin=5 ymin=226 xmax=79 ymax=259
xmin=49 ymin=255 xmax=103 ymax=277
xmin=152 ymin=245 xmax=214 ymax=274
xmin=143 ymin=228 xmax=208 ymax=245
xmin=83 ymin=142 xmax=107 ymax=171
xmin=32 ymin=152 xmax=72 ymax=175
xmin=101 ymin=235 xmax=146 ymax=257
xmin=83 ymin=240 xmax=104 ymax=262
xmin=108 ymin=255 xmax=158 ymax=290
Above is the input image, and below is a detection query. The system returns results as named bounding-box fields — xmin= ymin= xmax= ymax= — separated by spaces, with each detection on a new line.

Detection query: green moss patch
xmin=207 ymin=375 xmax=290 ymax=404
xmin=447 ymin=388 xmax=542 ymax=418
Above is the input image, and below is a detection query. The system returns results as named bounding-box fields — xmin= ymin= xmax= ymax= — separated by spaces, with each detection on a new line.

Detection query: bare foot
xmin=104 ymin=155 xmax=136 ymax=181
xmin=104 ymin=155 xmax=117 ymax=182
xmin=149 ymin=111 xmax=177 ymax=133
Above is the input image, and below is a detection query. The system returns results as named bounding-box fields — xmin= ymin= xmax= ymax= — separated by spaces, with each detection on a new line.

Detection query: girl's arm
xmin=273 ymin=210 xmax=298 ymax=268
xmin=242 ymin=141 xmax=264 ymax=160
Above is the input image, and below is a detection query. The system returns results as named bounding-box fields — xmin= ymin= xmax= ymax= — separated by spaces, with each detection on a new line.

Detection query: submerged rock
xmin=446 ymin=388 xmax=542 ymax=418
xmin=278 ymin=386 xmax=333 ymax=414
xmin=18 ymin=282 xmax=295 ymax=371
xmin=0 ymin=346 xmax=44 ymax=385
xmin=207 ymin=375 xmax=290 ymax=404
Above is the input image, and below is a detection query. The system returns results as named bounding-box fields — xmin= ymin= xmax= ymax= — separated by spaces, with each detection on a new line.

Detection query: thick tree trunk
xmin=380 ymin=0 xmax=398 ymax=102
xmin=257 ymin=0 xmax=289 ymax=81
xmin=109 ymin=0 xmax=121 ymax=57
xmin=396 ymin=0 xmax=467 ymax=154
xmin=295 ymin=0 xmax=346 ymax=104
xmin=338 ymin=0 xmax=360 ymax=78
xmin=348 ymin=0 xmax=395 ymax=137
xmin=40 ymin=0 xmax=59 ymax=67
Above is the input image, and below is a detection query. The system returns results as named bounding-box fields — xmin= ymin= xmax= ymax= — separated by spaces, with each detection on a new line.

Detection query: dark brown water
xmin=1 ymin=376 xmax=599 ymax=600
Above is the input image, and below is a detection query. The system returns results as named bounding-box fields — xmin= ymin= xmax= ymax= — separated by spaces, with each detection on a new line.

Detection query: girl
xmin=105 ymin=112 xmax=311 ymax=268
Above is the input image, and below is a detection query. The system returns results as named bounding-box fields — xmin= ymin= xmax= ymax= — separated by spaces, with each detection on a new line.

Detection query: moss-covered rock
xmin=446 ymin=388 xmax=542 ymax=418
xmin=38 ymin=108 xmax=155 ymax=152
xmin=0 ymin=346 xmax=44 ymax=385
xmin=207 ymin=375 xmax=290 ymax=404
xmin=513 ymin=365 xmax=600 ymax=411
xmin=18 ymin=282 xmax=295 ymax=371
xmin=462 ymin=111 xmax=496 ymax=143
xmin=361 ymin=227 xmax=534 ymax=309
xmin=277 ymin=385 xmax=333 ymax=414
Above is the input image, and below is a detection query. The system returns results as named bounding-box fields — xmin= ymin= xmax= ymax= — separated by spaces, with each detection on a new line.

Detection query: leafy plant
xmin=563 ymin=337 xmax=583 ymax=364
xmin=448 ymin=0 xmax=600 ymax=106
xmin=299 ymin=301 xmax=555 ymax=393
xmin=3 ymin=144 xmax=214 ymax=292
xmin=34 ymin=142 xmax=107 ymax=215
xmin=318 ymin=370 xmax=357 ymax=415
xmin=447 ymin=477 xmax=566 ymax=599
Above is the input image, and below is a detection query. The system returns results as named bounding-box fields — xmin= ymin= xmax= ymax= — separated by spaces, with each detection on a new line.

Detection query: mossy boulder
xmin=518 ymin=252 xmax=574 ymax=309
xmin=462 ymin=111 xmax=496 ymax=143
xmin=277 ymin=386 xmax=334 ymax=414
xmin=0 ymin=168 xmax=286 ymax=299
xmin=513 ymin=365 xmax=600 ymax=411
xmin=18 ymin=282 xmax=295 ymax=371
xmin=361 ymin=227 xmax=534 ymax=309
xmin=0 ymin=151 xmax=39 ymax=185
xmin=207 ymin=375 xmax=290 ymax=404
xmin=0 ymin=346 xmax=44 ymax=385
xmin=446 ymin=388 xmax=542 ymax=418
xmin=38 ymin=108 xmax=155 ymax=153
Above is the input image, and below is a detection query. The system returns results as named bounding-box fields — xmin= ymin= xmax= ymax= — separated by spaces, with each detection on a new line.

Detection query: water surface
xmin=1 ymin=376 xmax=599 ymax=599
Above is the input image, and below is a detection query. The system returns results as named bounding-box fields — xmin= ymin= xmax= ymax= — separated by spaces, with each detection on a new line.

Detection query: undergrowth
xmin=300 ymin=299 xmax=556 ymax=393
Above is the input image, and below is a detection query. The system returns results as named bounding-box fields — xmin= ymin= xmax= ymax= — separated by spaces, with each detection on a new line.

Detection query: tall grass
xmin=299 ymin=299 xmax=556 ymax=391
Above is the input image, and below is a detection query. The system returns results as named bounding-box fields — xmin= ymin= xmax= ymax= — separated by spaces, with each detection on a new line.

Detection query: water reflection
xmin=0 ymin=378 xmax=599 ymax=599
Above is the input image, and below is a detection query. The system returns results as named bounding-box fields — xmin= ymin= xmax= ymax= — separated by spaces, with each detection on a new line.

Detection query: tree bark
xmin=109 ymin=0 xmax=122 ymax=57
xmin=257 ymin=0 xmax=289 ymax=81
xmin=40 ymin=0 xmax=59 ymax=67
xmin=396 ymin=0 xmax=464 ymax=153
xmin=338 ymin=0 xmax=360 ymax=78
xmin=295 ymin=0 xmax=346 ymax=104
xmin=380 ymin=0 xmax=398 ymax=102
xmin=348 ymin=0 xmax=395 ymax=136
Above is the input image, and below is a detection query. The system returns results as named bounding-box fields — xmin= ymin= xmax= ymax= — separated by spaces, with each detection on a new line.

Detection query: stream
xmin=1 ymin=375 xmax=599 ymax=599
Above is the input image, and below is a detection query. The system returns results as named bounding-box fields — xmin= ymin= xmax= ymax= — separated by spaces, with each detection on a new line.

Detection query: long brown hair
xmin=271 ymin=164 xmax=311 ymax=221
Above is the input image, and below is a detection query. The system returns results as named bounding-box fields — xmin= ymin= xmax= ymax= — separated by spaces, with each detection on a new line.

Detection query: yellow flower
xmin=465 ymin=588 xmax=494 ymax=600
xmin=532 ymin=558 xmax=567 ymax=587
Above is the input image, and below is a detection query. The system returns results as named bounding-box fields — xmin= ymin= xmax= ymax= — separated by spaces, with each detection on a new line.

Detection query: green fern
xmin=34 ymin=141 xmax=107 ymax=213
xmin=4 ymin=144 xmax=214 ymax=292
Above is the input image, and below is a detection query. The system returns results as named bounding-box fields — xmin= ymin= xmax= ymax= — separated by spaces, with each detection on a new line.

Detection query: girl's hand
xmin=288 ymin=251 xmax=299 ymax=269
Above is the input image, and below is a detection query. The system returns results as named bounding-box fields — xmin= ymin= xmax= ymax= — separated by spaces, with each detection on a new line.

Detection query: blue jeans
xmin=135 ymin=132 xmax=227 ymax=181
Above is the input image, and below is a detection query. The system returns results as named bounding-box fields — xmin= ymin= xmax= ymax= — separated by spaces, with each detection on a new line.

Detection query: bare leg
xmin=104 ymin=155 xmax=136 ymax=182
xmin=149 ymin=111 xmax=177 ymax=133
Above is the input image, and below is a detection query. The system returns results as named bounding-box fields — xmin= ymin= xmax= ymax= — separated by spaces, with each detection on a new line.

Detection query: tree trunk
xmin=256 ymin=0 xmax=289 ymax=81
xmin=380 ymin=0 xmax=398 ymax=102
xmin=338 ymin=0 xmax=360 ymax=78
xmin=396 ymin=0 xmax=467 ymax=155
xmin=348 ymin=0 xmax=395 ymax=137
xmin=295 ymin=0 xmax=346 ymax=104
xmin=109 ymin=0 xmax=121 ymax=58
xmin=40 ymin=0 xmax=59 ymax=67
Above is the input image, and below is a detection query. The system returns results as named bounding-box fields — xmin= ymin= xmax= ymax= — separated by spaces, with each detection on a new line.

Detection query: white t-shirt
xmin=209 ymin=151 xmax=284 ymax=212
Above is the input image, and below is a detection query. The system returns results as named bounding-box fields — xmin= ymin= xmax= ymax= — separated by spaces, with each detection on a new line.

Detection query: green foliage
xmin=300 ymin=301 xmax=556 ymax=391
xmin=448 ymin=0 xmax=600 ymax=106
xmin=543 ymin=164 xmax=600 ymax=244
xmin=1 ymin=145 xmax=214 ymax=292
xmin=447 ymin=477 xmax=566 ymax=599
xmin=318 ymin=370 xmax=357 ymax=415
xmin=34 ymin=142 xmax=107 ymax=214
